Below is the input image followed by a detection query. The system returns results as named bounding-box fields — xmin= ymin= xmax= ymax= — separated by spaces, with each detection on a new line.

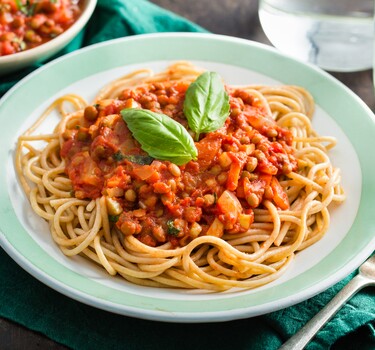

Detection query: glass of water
xmin=258 ymin=0 xmax=374 ymax=72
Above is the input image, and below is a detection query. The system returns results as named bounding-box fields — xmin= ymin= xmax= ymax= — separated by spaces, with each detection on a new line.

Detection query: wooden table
xmin=1 ymin=0 xmax=373 ymax=348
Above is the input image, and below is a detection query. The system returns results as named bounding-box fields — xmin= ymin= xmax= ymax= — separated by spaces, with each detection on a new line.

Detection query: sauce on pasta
xmin=16 ymin=62 xmax=345 ymax=291
xmin=61 ymin=81 xmax=299 ymax=248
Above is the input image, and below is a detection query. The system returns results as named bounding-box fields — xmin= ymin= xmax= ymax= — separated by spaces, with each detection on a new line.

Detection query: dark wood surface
xmin=1 ymin=0 xmax=373 ymax=349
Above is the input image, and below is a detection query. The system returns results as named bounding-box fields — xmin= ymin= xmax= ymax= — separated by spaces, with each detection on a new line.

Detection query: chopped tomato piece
xmin=206 ymin=218 xmax=224 ymax=238
xmin=270 ymin=177 xmax=289 ymax=210
xmin=105 ymin=166 xmax=130 ymax=188
xmin=258 ymin=174 xmax=272 ymax=185
xmin=66 ymin=151 xmax=103 ymax=199
xmin=243 ymin=109 xmax=276 ymax=134
xmin=257 ymin=158 xmax=278 ymax=175
xmin=217 ymin=190 xmax=242 ymax=224
xmin=132 ymin=165 xmax=160 ymax=182
xmin=226 ymin=152 xmax=247 ymax=191
xmin=196 ymin=133 xmax=222 ymax=170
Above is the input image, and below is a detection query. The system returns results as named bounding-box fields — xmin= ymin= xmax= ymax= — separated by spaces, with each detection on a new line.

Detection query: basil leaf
xmin=167 ymin=220 xmax=180 ymax=236
xmin=121 ymin=109 xmax=198 ymax=166
xmin=183 ymin=71 xmax=230 ymax=141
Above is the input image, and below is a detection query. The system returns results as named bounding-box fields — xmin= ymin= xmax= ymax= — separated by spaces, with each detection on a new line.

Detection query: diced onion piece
xmin=242 ymin=143 xmax=255 ymax=155
xmin=218 ymin=152 xmax=232 ymax=168
xmin=133 ymin=208 xmax=146 ymax=217
xmin=102 ymin=114 xmax=118 ymax=128
xmin=106 ymin=197 xmax=123 ymax=215
xmin=239 ymin=214 xmax=252 ymax=230
xmin=97 ymin=99 xmax=113 ymax=108
xmin=124 ymin=98 xmax=140 ymax=109
xmin=206 ymin=218 xmax=224 ymax=238
xmin=189 ymin=222 xmax=202 ymax=238
xmin=217 ymin=190 xmax=242 ymax=221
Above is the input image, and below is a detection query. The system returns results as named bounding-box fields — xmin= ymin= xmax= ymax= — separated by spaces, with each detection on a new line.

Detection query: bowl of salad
xmin=0 ymin=0 xmax=97 ymax=75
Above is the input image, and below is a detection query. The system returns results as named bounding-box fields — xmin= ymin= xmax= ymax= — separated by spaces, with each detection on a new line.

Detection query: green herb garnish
xmin=113 ymin=151 xmax=154 ymax=165
xmin=167 ymin=220 xmax=180 ymax=236
xmin=113 ymin=151 xmax=126 ymax=161
xmin=121 ymin=109 xmax=198 ymax=166
xmin=125 ymin=154 xmax=154 ymax=165
xmin=183 ymin=71 xmax=230 ymax=141
xmin=15 ymin=0 xmax=25 ymax=12
xmin=28 ymin=2 xmax=36 ymax=15
xmin=15 ymin=0 xmax=36 ymax=16
xmin=108 ymin=215 xmax=120 ymax=223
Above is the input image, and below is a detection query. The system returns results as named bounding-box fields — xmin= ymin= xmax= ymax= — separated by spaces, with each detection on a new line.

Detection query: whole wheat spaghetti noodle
xmin=16 ymin=62 xmax=345 ymax=291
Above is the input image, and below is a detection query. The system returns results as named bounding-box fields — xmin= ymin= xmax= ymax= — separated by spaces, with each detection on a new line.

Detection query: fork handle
xmin=279 ymin=274 xmax=371 ymax=350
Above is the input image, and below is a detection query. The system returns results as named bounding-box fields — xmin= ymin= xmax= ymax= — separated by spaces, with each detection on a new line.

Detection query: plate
xmin=0 ymin=33 xmax=374 ymax=322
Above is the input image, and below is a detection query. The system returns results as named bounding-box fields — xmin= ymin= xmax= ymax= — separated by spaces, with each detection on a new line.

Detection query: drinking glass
xmin=258 ymin=0 xmax=374 ymax=72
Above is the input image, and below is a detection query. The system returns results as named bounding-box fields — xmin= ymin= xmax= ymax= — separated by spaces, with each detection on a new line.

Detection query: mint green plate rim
xmin=0 ymin=33 xmax=374 ymax=322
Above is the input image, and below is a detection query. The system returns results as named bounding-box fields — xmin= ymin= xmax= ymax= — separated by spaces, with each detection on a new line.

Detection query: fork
xmin=279 ymin=254 xmax=375 ymax=350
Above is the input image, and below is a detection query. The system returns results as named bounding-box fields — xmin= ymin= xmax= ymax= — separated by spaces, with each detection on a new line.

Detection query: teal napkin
xmin=0 ymin=1 xmax=374 ymax=349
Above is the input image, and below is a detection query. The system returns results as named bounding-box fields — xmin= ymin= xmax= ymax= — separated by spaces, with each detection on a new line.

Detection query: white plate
xmin=0 ymin=33 xmax=374 ymax=322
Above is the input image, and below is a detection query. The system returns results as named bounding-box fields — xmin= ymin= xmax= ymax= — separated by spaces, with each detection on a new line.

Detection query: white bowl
xmin=0 ymin=0 xmax=97 ymax=76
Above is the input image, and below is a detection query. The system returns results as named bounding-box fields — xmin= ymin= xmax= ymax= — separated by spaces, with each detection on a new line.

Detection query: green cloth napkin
xmin=0 ymin=0 xmax=374 ymax=349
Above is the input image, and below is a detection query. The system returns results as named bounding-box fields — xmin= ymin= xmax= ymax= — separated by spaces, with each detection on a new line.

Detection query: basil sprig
xmin=121 ymin=109 xmax=198 ymax=165
xmin=183 ymin=71 xmax=230 ymax=141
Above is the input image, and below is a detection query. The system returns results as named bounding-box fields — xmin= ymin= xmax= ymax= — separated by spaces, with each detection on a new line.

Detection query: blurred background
xmin=150 ymin=0 xmax=374 ymax=110
xmin=152 ymin=0 xmax=269 ymax=42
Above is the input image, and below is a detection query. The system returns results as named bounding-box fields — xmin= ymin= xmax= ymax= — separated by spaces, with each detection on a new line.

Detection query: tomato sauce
xmin=0 ymin=0 xmax=81 ymax=56
xmin=61 ymin=81 xmax=297 ymax=247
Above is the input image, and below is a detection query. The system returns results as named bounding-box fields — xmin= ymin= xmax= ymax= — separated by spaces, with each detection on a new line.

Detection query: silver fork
xmin=279 ymin=254 xmax=375 ymax=350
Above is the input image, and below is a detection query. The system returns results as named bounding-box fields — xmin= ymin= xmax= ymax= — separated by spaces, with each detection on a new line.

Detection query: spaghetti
xmin=16 ymin=62 xmax=345 ymax=291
